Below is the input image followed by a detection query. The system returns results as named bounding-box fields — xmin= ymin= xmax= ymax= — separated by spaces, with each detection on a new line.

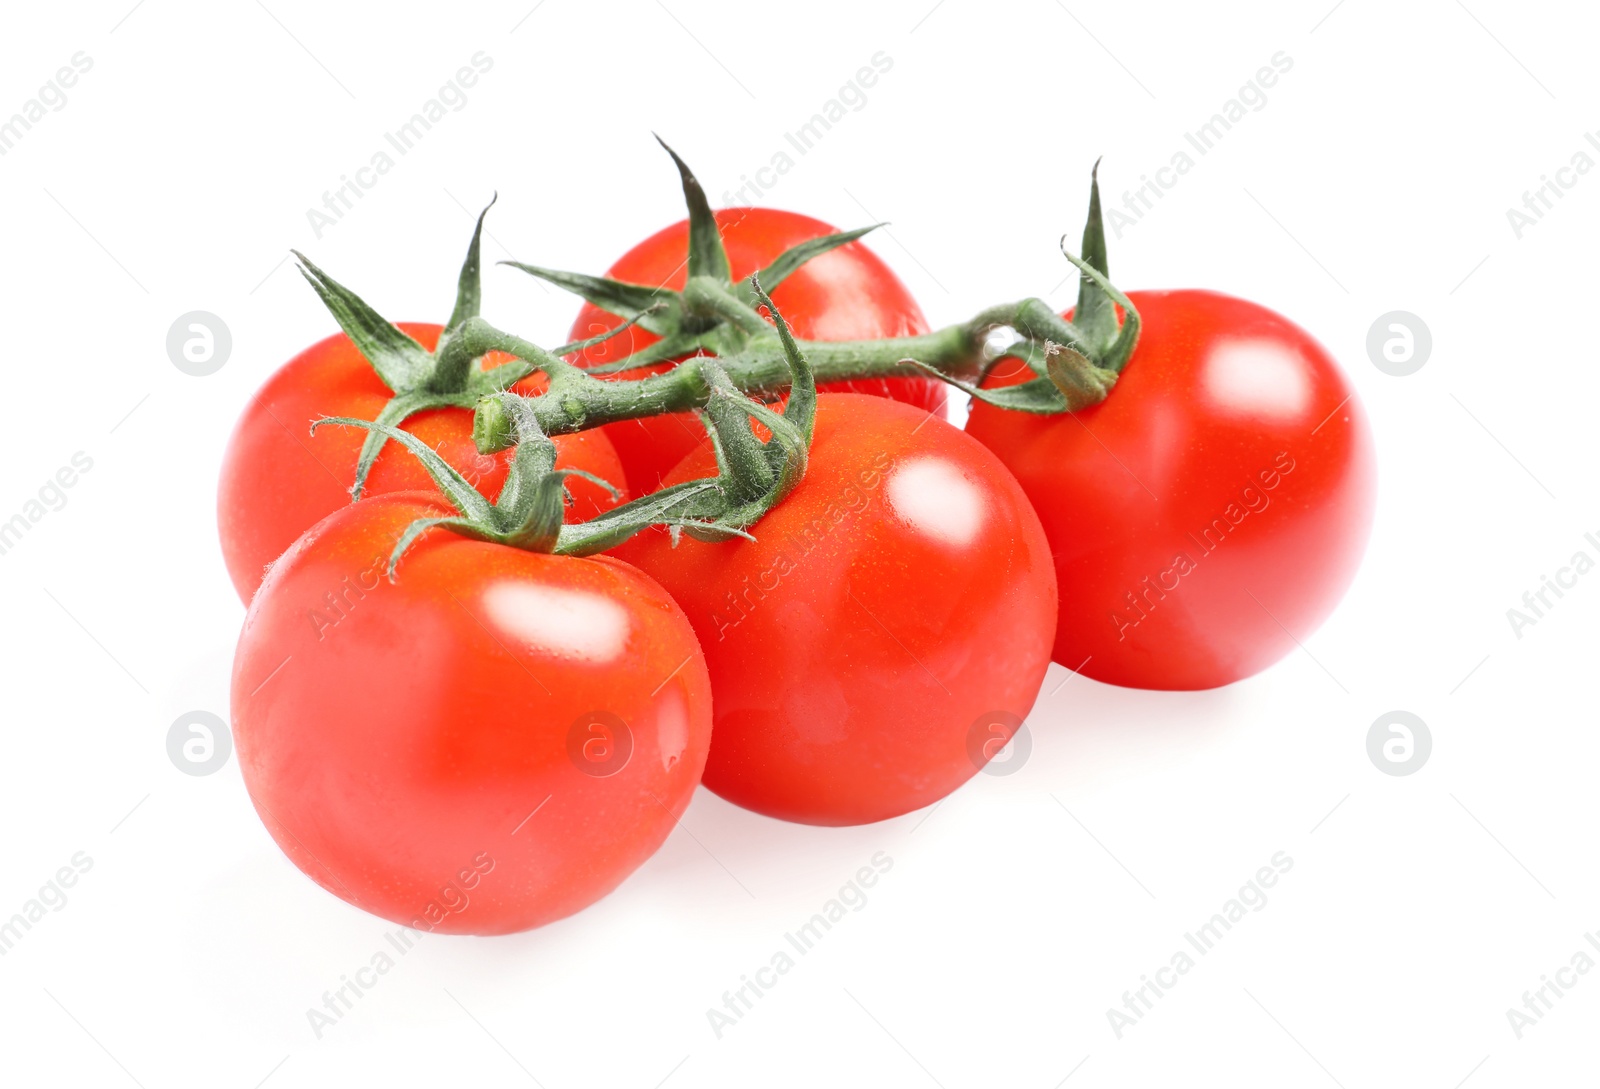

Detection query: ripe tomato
xmin=217 ymin=323 xmax=627 ymax=603
xmin=231 ymin=492 xmax=711 ymax=934
xmin=613 ymin=394 xmax=1055 ymax=826
xmin=966 ymin=290 xmax=1375 ymax=691
xmin=568 ymin=208 xmax=945 ymax=495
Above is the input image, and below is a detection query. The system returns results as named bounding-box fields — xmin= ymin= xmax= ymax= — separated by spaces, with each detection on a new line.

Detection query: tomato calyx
xmin=290 ymin=196 xmax=654 ymax=501
xmin=904 ymin=163 xmax=1140 ymax=415
xmin=315 ymin=275 xmax=817 ymax=575
xmin=504 ymin=137 xmax=883 ymax=372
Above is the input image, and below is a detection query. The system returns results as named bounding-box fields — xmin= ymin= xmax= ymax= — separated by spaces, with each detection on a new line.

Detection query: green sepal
xmin=385 ymin=516 xmax=476 ymax=578
xmin=555 ymin=477 xmax=756 ymax=555
xmin=745 ymin=272 xmax=816 ymax=508
xmin=699 ymin=362 xmax=776 ymax=504
xmin=576 ymin=334 xmax=703 ymax=377
xmin=557 ymin=468 xmax=625 ymax=502
xmin=1060 ymin=245 xmax=1141 ymax=374
xmin=548 ymin=306 xmax=670 ymax=360
xmin=469 ymin=355 xmax=540 ymax=396
xmin=1073 ymin=161 xmax=1117 ymax=351
xmin=347 ymin=390 xmax=470 ymax=501
xmin=655 ymin=135 xmax=731 ymax=283
xmin=501 ymin=262 xmax=679 ymax=334
xmin=752 ymin=273 xmax=817 ymax=450
xmin=676 ymin=396 xmax=798 ymax=538
xmin=446 ymin=193 xmax=496 ymax=333
xmin=903 ymin=360 xmax=1070 ymax=415
xmin=728 ymin=397 xmax=809 ymax=515
xmin=498 ymin=469 xmax=569 ymax=554
xmin=679 ymin=519 xmax=753 ymax=545
xmin=313 ymin=416 xmax=503 ymax=577
xmin=315 ymin=416 xmax=496 ymax=526
xmin=293 ymin=251 xmax=433 ymax=393
xmin=734 ymin=224 xmax=884 ymax=305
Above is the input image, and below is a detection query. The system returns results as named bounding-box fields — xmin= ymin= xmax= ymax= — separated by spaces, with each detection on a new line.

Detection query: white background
xmin=1 ymin=1 xmax=1595 ymax=1086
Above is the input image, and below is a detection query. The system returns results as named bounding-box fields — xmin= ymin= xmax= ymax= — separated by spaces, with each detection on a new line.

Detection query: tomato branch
xmin=287 ymin=144 xmax=1143 ymax=505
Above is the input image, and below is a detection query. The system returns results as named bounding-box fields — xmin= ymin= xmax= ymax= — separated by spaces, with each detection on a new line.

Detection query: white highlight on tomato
xmin=1204 ymin=338 xmax=1312 ymax=420
xmin=481 ymin=582 xmax=630 ymax=663
xmin=655 ymin=687 xmax=690 ymax=771
xmin=886 ymin=456 xmax=983 ymax=547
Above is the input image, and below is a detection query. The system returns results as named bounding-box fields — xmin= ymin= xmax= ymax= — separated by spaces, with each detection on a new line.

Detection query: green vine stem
xmin=460 ymin=270 xmax=1132 ymax=455
xmin=288 ymin=139 xmax=1142 ymax=554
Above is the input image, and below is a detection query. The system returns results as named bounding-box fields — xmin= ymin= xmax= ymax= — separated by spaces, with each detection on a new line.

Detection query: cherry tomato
xmin=568 ymin=208 xmax=945 ymax=495
xmin=231 ymin=492 xmax=711 ymax=935
xmin=217 ymin=323 xmax=627 ymax=603
xmin=613 ymin=394 xmax=1055 ymax=826
xmin=966 ymin=290 xmax=1375 ymax=691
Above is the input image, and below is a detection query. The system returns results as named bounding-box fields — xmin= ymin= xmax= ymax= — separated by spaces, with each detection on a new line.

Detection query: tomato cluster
xmin=219 ymin=167 xmax=1373 ymax=935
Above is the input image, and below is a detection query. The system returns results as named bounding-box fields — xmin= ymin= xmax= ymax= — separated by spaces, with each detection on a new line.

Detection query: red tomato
xmin=568 ymin=208 xmax=945 ymax=495
xmin=231 ymin=492 xmax=711 ymax=934
xmin=217 ymin=323 xmax=627 ymax=603
xmin=613 ymin=394 xmax=1055 ymax=826
xmin=966 ymin=290 xmax=1375 ymax=691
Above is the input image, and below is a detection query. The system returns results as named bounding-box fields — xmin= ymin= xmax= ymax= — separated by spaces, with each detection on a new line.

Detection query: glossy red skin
xmin=217 ymin=322 xmax=627 ymax=604
xmin=613 ymin=394 xmax=1055 ymax=826
xmin=231 ymin=493 xmax=712 ymax=935
xmin=569 ymin=208 xmax=945 ymax=495
xmin=966 ymin=290 xmax=1376 ymax=691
